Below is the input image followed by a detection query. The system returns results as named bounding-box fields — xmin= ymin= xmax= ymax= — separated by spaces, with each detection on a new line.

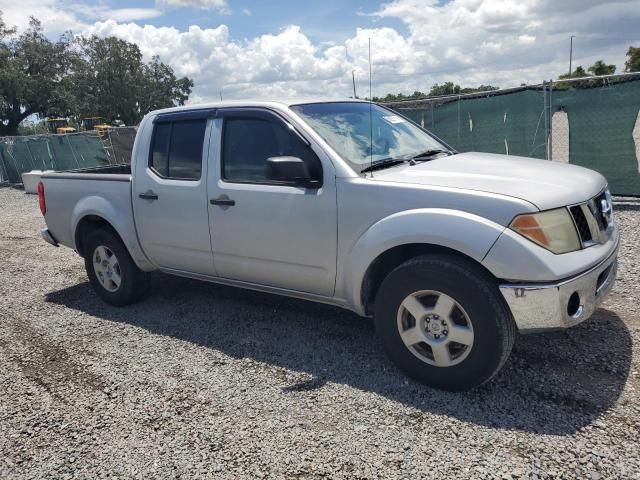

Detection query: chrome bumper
xmin=499 ymin=245 xmax=618 ymax=333
xmin=41 ymin=228 xmax=59 ymax=247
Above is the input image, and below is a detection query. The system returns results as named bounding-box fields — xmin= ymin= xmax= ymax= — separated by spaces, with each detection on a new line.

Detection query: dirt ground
xmin=0 ymin=186 xmax=638 ymax=479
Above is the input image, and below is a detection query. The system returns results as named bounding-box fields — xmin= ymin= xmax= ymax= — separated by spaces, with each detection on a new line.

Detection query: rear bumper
xmin=499 ymin=240 xmax=618 ymax=333
xmin=41 ymin=228 xmax=59 ymax=247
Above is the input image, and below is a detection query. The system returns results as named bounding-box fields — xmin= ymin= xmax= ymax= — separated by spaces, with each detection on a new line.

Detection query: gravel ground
xmin=0 ymin=185 xmax=639 ymax=479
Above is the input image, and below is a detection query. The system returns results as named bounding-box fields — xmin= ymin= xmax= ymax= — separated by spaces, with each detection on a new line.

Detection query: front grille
xmin=569 ymin=190 xmax=612 ymax=247
xmin=570 ymin=205 xmax=592 ymax=243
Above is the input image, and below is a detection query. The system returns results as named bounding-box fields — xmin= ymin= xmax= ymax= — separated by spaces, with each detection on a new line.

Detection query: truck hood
xmin=371 ymin=152 xmax=607 ymax=211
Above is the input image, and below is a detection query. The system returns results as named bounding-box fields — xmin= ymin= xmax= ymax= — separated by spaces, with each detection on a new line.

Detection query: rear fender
xmin=72 ymin=196 xmax=155 ymax=271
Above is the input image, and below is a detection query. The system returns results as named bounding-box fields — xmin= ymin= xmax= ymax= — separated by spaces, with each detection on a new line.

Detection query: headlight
xmin=510 ymin=208 xmax=581 ymax=254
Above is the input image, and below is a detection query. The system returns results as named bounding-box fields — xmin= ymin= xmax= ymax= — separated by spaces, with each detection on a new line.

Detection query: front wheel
xmin=374 ymin=254 xmax=516 ymax=391
xmin=84 ymin=228 xmax=150 ymax=306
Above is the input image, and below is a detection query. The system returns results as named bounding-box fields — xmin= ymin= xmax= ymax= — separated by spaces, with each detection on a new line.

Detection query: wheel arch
xmin=360 ymin=243 xmax=500 ymax=316
xmin=340 ymin=208 xmax=507 ymax=316
xmin=74 ymin=214 xmax=119 ymax=258
xmin=71 ymin=196 xmax=155 ymax=271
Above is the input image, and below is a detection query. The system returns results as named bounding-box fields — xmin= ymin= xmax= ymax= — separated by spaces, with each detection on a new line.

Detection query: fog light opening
xmin=567 ymin=292 xmax=582 ymax=318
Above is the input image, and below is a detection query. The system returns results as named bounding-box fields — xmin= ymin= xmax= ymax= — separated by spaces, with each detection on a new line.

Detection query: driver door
xmin=207 ymin=108 xmax=337 ymax=296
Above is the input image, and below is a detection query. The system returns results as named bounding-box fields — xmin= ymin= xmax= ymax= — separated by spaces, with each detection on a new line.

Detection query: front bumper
xmin=499 ymin=241 xmax=618 ymax=333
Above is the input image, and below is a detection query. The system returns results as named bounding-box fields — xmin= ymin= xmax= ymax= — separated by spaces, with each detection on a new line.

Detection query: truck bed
xmin=40 ymin=164 xmax=135 ymax=255
xmin=42 ymin=163 xmax=131 ymax=180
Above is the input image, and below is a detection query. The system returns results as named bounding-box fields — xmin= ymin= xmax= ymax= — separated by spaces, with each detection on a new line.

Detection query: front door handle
xmin=139 ymin=190 xmax=159 ymax=201
xmin=210 ymin=196 xmax=235 ymax=207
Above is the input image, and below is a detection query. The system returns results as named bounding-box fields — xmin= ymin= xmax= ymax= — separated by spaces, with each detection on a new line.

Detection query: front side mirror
xmin=266 ymin=156 xmax=319 ymax=187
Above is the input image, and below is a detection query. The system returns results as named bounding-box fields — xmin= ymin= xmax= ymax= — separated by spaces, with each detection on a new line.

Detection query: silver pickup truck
xmin=38 ymin=99 xmax=619 ymax=391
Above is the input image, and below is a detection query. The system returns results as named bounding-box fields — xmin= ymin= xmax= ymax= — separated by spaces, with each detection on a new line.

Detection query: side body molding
xmin=339 ymin=208 xmax=507 ymax=315
xmin=71 ymin=195 xmax=155 ymax=272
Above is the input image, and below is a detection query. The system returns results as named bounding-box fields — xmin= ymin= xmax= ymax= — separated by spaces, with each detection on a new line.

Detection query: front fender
xmin=339 ymin=208 xmax=506 ymax=315
xmin=71 ymin=196 xmax=155 ymax=271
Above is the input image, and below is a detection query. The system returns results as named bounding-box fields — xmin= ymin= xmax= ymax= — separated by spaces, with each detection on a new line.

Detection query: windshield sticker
xmin=382 ymin=115 xmax=406 ymax=124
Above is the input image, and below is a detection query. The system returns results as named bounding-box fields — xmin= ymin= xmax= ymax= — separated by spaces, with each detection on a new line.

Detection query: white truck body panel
xmin=132 ymin=117 xmax=215 ymax=276
xmin=39 ymin=98 xmax=619 ymax=332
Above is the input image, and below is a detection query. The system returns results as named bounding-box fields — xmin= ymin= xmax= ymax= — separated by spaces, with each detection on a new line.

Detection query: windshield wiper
xmin=360 ymin=149 xmax=452 ymax=173
xmin=360 ymin=158 xmax=408 ymax=174
xmin=409 ymin=149 xmax=452 ymax=161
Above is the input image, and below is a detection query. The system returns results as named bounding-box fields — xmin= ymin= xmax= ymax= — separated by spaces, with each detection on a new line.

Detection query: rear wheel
xmin=374 ymin=254 xmax=515 ymax=391
xmin=84 ymin=229 xmax=150 ymax=306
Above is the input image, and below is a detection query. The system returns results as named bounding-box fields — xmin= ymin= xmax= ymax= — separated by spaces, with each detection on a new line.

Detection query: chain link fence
xmin=2 ymin=77 xmax=640 ymax=194
xmin=383 ymin=73 xmax=640 ymax=196
xmin=0 ymin=127 xmax=136 ymax=184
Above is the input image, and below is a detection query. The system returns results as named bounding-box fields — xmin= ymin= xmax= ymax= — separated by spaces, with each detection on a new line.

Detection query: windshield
xmin=290 ymin=102 xmax=448 ymax=173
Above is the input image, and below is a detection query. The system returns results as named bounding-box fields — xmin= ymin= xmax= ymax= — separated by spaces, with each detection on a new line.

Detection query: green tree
xmin=138 ymin=56 xmax=193 ymax=114
xmin=71 ymin=36 xmax=193 ymax=126
xmin=587 ymin=60 xmax=616 ymax=76
xmin=0 ymin=15 xmax=75 ymax=136
xmin=372 ymin=91 xmax=426 ymax=102
xmin=429 ymin=82 xmax=461 ymax=96
xmin=71 ymin=36 xmax=146 ymax=126
xmin=373 ymin=83 xmax=498 ymax=102
xmin=462 ymin=84 xmax=498 ymax=94
xmin=17 ymin=119 xmax=48 ymax=135
xmin=559 ymin=65 xmax=588 ymax=80
xmin=625 ymin=46 xmax=640 ymax=72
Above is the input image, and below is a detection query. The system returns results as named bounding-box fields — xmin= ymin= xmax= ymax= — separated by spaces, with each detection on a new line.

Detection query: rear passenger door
xmin=133 ymin=110 xmax=216 ymax=276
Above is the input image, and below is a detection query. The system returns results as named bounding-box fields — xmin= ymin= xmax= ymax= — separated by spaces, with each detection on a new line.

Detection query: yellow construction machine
xmin=81 ymin=116 xmax=112 ymax=134
xmin=46 ymin=118 xmax=77 ymax=134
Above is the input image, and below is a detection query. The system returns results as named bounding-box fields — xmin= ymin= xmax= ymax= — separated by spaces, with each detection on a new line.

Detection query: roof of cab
xmin=148 ymin=97 xmax=368 ymax=117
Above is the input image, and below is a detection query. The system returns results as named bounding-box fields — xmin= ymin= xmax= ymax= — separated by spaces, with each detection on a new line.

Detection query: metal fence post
xmin=66 ymin=135 xmax=81 ymax=169
xmin=24 ymin=139 xmax=42 ymax=170
xmin=4 ymin=140 xmax=23 ymax=183
xmin=0 ymin=146 xmax=9 ymax=182
xmin=46 ymin=138 xmax=55 ymax=170
xmin=543 ymin=80 xmax=549 ymax=160
xmin=548 ymin=79 xmax=553 ymax=161
xmin=457 ymin=95 xmax=461 ymax=147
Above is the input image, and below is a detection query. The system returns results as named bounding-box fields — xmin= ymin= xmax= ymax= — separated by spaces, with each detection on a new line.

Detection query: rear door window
xmin=150 ymin=119 xmax=206 ymax=180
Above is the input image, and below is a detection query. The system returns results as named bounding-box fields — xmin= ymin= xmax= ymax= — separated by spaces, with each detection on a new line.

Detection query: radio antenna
xmin=352 ymin=70 xmax=357 ymax=98
xmin=368 ymin=37 xmax=373 ymax=175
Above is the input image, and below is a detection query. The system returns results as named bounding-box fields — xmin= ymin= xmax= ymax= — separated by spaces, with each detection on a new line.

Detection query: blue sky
xmin=1 ymin=0 xmax=639 ymax=101
xmin=79 ymin=0 xmax=410 ymax=43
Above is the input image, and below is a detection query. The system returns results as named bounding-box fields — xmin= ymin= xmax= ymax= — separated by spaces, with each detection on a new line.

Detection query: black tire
xmin=374 ymin=253 xmax=516 ymax=391
xmin=84 ymin=228 xmax=150 ymax=307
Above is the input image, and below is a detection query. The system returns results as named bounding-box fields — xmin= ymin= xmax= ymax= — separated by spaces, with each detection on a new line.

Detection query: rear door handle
xmin=210 ymin=196 xmax=235 ymax=206
xmin=139 ymin=191 xmax=159 ymax=200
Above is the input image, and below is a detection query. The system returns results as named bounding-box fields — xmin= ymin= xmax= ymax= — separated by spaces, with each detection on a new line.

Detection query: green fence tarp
xmin=391 ymin=78 xmax=640 ymax=195
xmin=0 ymin=128 xmax=135 ymax=184
xmin=551 ymin=80 xmax=640 ymax=196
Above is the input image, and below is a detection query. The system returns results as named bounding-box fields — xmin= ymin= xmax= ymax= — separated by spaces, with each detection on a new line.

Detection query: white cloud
xmin=82 ymin=20 xmax=351 ymax=99
xmin=518 ymin=34 xmax=536 ymax=45
xmin=363 ymin=0 xmax=640 ymax=92
xmin=104 ymin=8 xmax=163 ymax=22
xmin=81 ymin=0 xmax=640 ymax=102
xmin=0 ymin=0 xmax=88 ymax=33
xmin=155 ymin=0 xmax=229 ymax=12
xmin=1 ymin=0 xmax=639 ymax=103
xmin=242 ymin=8 xmax=251 ymax=16
xmin=0 ymin=1 xmax=162 ymax=32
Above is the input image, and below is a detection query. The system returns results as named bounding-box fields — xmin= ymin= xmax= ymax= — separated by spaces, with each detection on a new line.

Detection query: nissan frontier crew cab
xmin=38 ymin=99 xmax=619 ymax=391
